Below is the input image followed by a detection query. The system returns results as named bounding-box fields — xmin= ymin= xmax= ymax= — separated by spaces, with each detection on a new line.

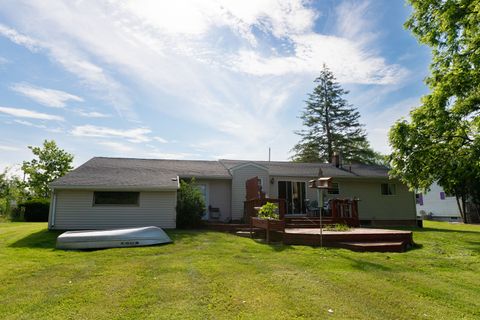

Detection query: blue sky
xmin=0 ymin=0 xmax=431 ymax=171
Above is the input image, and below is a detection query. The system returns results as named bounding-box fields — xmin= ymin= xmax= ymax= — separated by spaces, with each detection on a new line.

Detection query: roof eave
xmin=50 ymin=185 xmax=179 ymax=191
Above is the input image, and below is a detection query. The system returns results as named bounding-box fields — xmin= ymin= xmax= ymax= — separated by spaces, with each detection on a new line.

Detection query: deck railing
xmin=329 ymin=199 xmax=360 ymax=227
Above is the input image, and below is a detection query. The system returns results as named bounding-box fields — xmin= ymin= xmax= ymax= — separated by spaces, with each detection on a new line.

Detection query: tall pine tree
xmin=291 ymin=65 xmax=380 ymax=164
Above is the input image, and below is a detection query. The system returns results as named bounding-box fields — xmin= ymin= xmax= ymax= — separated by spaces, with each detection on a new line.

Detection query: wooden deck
xmin=283 ymin=227 xmax=414 ymax=252
xmin=204 ymin=223 xmax=414 ymax=253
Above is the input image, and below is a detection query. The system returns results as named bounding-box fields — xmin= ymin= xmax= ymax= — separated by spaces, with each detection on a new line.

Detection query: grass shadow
xmin=407 ymin=242 xmax=424 ymax=251
xmin=386 ymin=225 xmax=480 ymax=235
xmin=336 ymin=253 xmax=392 ymax=271
xmin=466 ymin=241 xmax=480 ymax=254
xmin=9 ymin=229 xmax=62 ymax=249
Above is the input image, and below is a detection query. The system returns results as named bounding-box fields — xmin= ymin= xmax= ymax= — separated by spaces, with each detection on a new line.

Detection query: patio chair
xmin=305 ymin=199 xmax=320 ymax=217
xmin=208 ymin=205 xmax=221 ymax=220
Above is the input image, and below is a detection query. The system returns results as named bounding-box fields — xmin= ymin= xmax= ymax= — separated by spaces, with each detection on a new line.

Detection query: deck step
xmin=235 ymin=229 xmax=264 ymax=238
xmin=337 ymin=241 xmax=407 ymax=252
xmin=235 ymin=231 xmax=253 ymax=238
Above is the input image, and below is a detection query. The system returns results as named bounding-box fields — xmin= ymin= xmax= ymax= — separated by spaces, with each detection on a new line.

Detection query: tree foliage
xmin=0 ymin=169 xmax=24 ymax=216
xmin=176 ymin=178 xmax=206 ymax=228
xmin=22 ymin=140 xmax=74 ymax=199
xmin=291 ymin=65 xmax=379 ymax=164
xmin=389 ymin=0 xmax=480 ymax=222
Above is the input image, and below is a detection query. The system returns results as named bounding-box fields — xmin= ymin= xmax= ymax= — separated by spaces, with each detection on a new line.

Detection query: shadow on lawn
xmin=466 ymin=241 xmax=480 ymax=254
xmin=336 ymin=253 xmax=392 ymax=271
xmin=10 ymin=229 xmax=61 ymax=249
xmin=391 ymin=225 xmax=480 ymax=235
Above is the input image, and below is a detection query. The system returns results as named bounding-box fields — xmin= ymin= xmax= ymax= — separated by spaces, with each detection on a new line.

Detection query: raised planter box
xmin=251 ymin=217 xmax=285 ymax=243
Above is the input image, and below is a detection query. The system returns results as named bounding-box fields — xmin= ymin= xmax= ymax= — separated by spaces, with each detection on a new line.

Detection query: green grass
xmin=0 ymin=221 xmax=479 ymax=319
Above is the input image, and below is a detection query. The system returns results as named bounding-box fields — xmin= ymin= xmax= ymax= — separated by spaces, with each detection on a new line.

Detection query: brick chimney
xmin=332 ymin=152 xmax=341 ymax=168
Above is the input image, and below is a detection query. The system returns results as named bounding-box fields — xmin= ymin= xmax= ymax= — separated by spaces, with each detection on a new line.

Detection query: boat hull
xmin=56 ymin=226 xmax=172 ymax=250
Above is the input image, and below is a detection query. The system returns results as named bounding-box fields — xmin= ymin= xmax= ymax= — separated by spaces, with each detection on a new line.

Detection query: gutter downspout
xmin=50 ymin=190 xmax=57 ymax=229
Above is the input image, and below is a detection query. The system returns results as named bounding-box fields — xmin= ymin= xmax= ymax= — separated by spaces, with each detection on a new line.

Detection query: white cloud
xmin=335 ymin=0 xmax=377 ymax=44
xmin=14 ymin=119 xmax=46 ymax=128
xmin=97 ymin=141 xmax=134 ymax=153
xmin=0 ymin=145 xmax=20 ymax=151
xmin=364 ymin=97 xmax=420 ymax=154
xmin=71 ymin=125 xmax=151 ymax=143
xmin=0 ymin=106 xmax=64 ymax=121
xmin=145 ymin=151 xmax=198 ymax=160
xmin=10 ymin=83 xmax=83 ymax=108
xmin=13 ymin=119 xmax=64 ymax=133
xmin=75 ymin=110 xmax=111 ymax=118
xmin=0 ymin=23 xmax=133 ymax=119
xmin=153 ymin=136 xmax=168 ymax=143
xmin=0 ymin=0 xmax=413 ymax=160
xmin=230 ymin=34 xmax=407 ymax=84
xmin=0 ymin=23 xmax=41 ymax=51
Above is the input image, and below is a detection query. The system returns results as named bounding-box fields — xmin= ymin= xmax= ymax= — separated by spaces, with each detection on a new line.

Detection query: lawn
xmin=0 ymin=221 xmax=479 ymax=319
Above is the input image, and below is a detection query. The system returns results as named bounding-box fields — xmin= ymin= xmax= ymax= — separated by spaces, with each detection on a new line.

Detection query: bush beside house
xmin=176 ymin=179 xmax=206 ymax=229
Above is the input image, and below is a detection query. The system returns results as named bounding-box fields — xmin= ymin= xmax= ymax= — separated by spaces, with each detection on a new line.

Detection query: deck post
xmin=319 ymin=189 xmax=324 ymax=248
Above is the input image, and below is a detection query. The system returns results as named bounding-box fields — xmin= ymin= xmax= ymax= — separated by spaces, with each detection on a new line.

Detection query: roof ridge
xmin=94 ymin=156 xmax=220 ymax=163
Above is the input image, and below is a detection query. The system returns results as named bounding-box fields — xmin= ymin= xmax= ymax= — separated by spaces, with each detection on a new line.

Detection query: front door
xmin=278 ymin=181 xmax=306 ymax=214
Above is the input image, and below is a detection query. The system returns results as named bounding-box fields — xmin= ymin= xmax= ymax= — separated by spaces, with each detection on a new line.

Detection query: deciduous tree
xmin=22 ymin=140 xmax=74 ymax=198
xmin=389 ymin=0 xmax=480 ymax=222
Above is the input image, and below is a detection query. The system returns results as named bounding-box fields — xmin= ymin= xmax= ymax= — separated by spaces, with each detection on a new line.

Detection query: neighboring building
xmin=416 ymin=182 xmax=462 ymax=221
xmin=49 ymin=157 xmax=417 ymax=230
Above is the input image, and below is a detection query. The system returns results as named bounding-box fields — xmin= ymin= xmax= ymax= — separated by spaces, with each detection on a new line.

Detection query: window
xmin=93 ymin=192 xmax=139 ymax=206
xmin=381 ymin=183 xmax=396 ymax=195
xmin=328 ymin=182 xmax=340 ymax=194
xmin=440 ymin=191 xmax=454 ymax=199
xmin=416 ymin=193 xmax=423 ymax=205
xmin=258 ymin=178 xmax=263 ymax=191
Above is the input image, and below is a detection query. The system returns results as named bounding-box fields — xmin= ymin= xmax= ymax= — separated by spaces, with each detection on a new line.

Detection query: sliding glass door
xmin=278 ymin=181 xmax=306 ymax=214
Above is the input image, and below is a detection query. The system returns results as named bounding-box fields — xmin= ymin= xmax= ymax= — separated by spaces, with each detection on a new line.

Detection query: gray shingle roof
xmin=51 ymin=157 xmax=390 ymax=189
xmin=51 ymin=157 xmax=231 ymax=189
xmin=219 ymin=159 xmax=387 ymax=178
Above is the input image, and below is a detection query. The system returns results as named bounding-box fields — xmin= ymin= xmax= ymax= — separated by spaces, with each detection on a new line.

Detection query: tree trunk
xmin=455 ymin=194 xmax=465 ymax=223
xmin=323 ymin=83 xmax=332 ymax=160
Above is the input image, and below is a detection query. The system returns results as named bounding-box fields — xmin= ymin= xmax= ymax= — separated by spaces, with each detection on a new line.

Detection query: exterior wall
xmin=416 ymin=182 xmax=462 ymax=219
xmin=230 ymin=164 xmax=269 ymax=220
xmin=195 ymin=179 xmax=232 ymax=221
xmin=49 ymin=189 xmax=177 ymax=230
xmin=331 ymin=178 xmax=417 ymax=222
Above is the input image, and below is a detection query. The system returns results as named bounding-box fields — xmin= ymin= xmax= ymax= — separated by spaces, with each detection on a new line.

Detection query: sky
xmin=0 ymin=0 xmax=431 ymax=172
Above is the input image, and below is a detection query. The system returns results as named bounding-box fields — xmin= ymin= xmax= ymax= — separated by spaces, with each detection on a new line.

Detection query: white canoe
xmin=56 ymin=226 xmax=172 ymax=250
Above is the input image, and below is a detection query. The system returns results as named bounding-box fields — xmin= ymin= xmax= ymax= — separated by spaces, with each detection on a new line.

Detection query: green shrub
xmin=176 ymin=179 xmax=206 ymax=229
xmin=258 ymin=202 xmax=279 ymax=220
xmin=18 ymin=198 xmax=50 ymax=222
xmin=324 ymin=223 xmax=350 ymax=231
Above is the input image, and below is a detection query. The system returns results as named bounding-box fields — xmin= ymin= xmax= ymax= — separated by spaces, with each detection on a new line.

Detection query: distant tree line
xmin=0 ymin=140 xmax=73 ymax=221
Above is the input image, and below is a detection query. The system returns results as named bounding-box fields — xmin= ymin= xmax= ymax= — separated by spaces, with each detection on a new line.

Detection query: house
xmin=48 ymin=157 xmax=417 ymax=230
xmin=416 ymin=182 xmax=462 ymax=221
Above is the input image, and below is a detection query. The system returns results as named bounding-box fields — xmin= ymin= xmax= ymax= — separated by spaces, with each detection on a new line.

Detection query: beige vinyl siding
xmin=50 ymin=190 xmax=176 ymax=230
xmin=326 ymin=178 xmax=416 ymax=220
xmin=230 ymin=164 xmax=269 ymax=220
xmin=196 ymin=179 xmax=232 ymax=221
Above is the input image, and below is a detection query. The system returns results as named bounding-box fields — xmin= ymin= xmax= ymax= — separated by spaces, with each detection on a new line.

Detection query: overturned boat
xmin=56 ymin=226 xmax=172 ymax=250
